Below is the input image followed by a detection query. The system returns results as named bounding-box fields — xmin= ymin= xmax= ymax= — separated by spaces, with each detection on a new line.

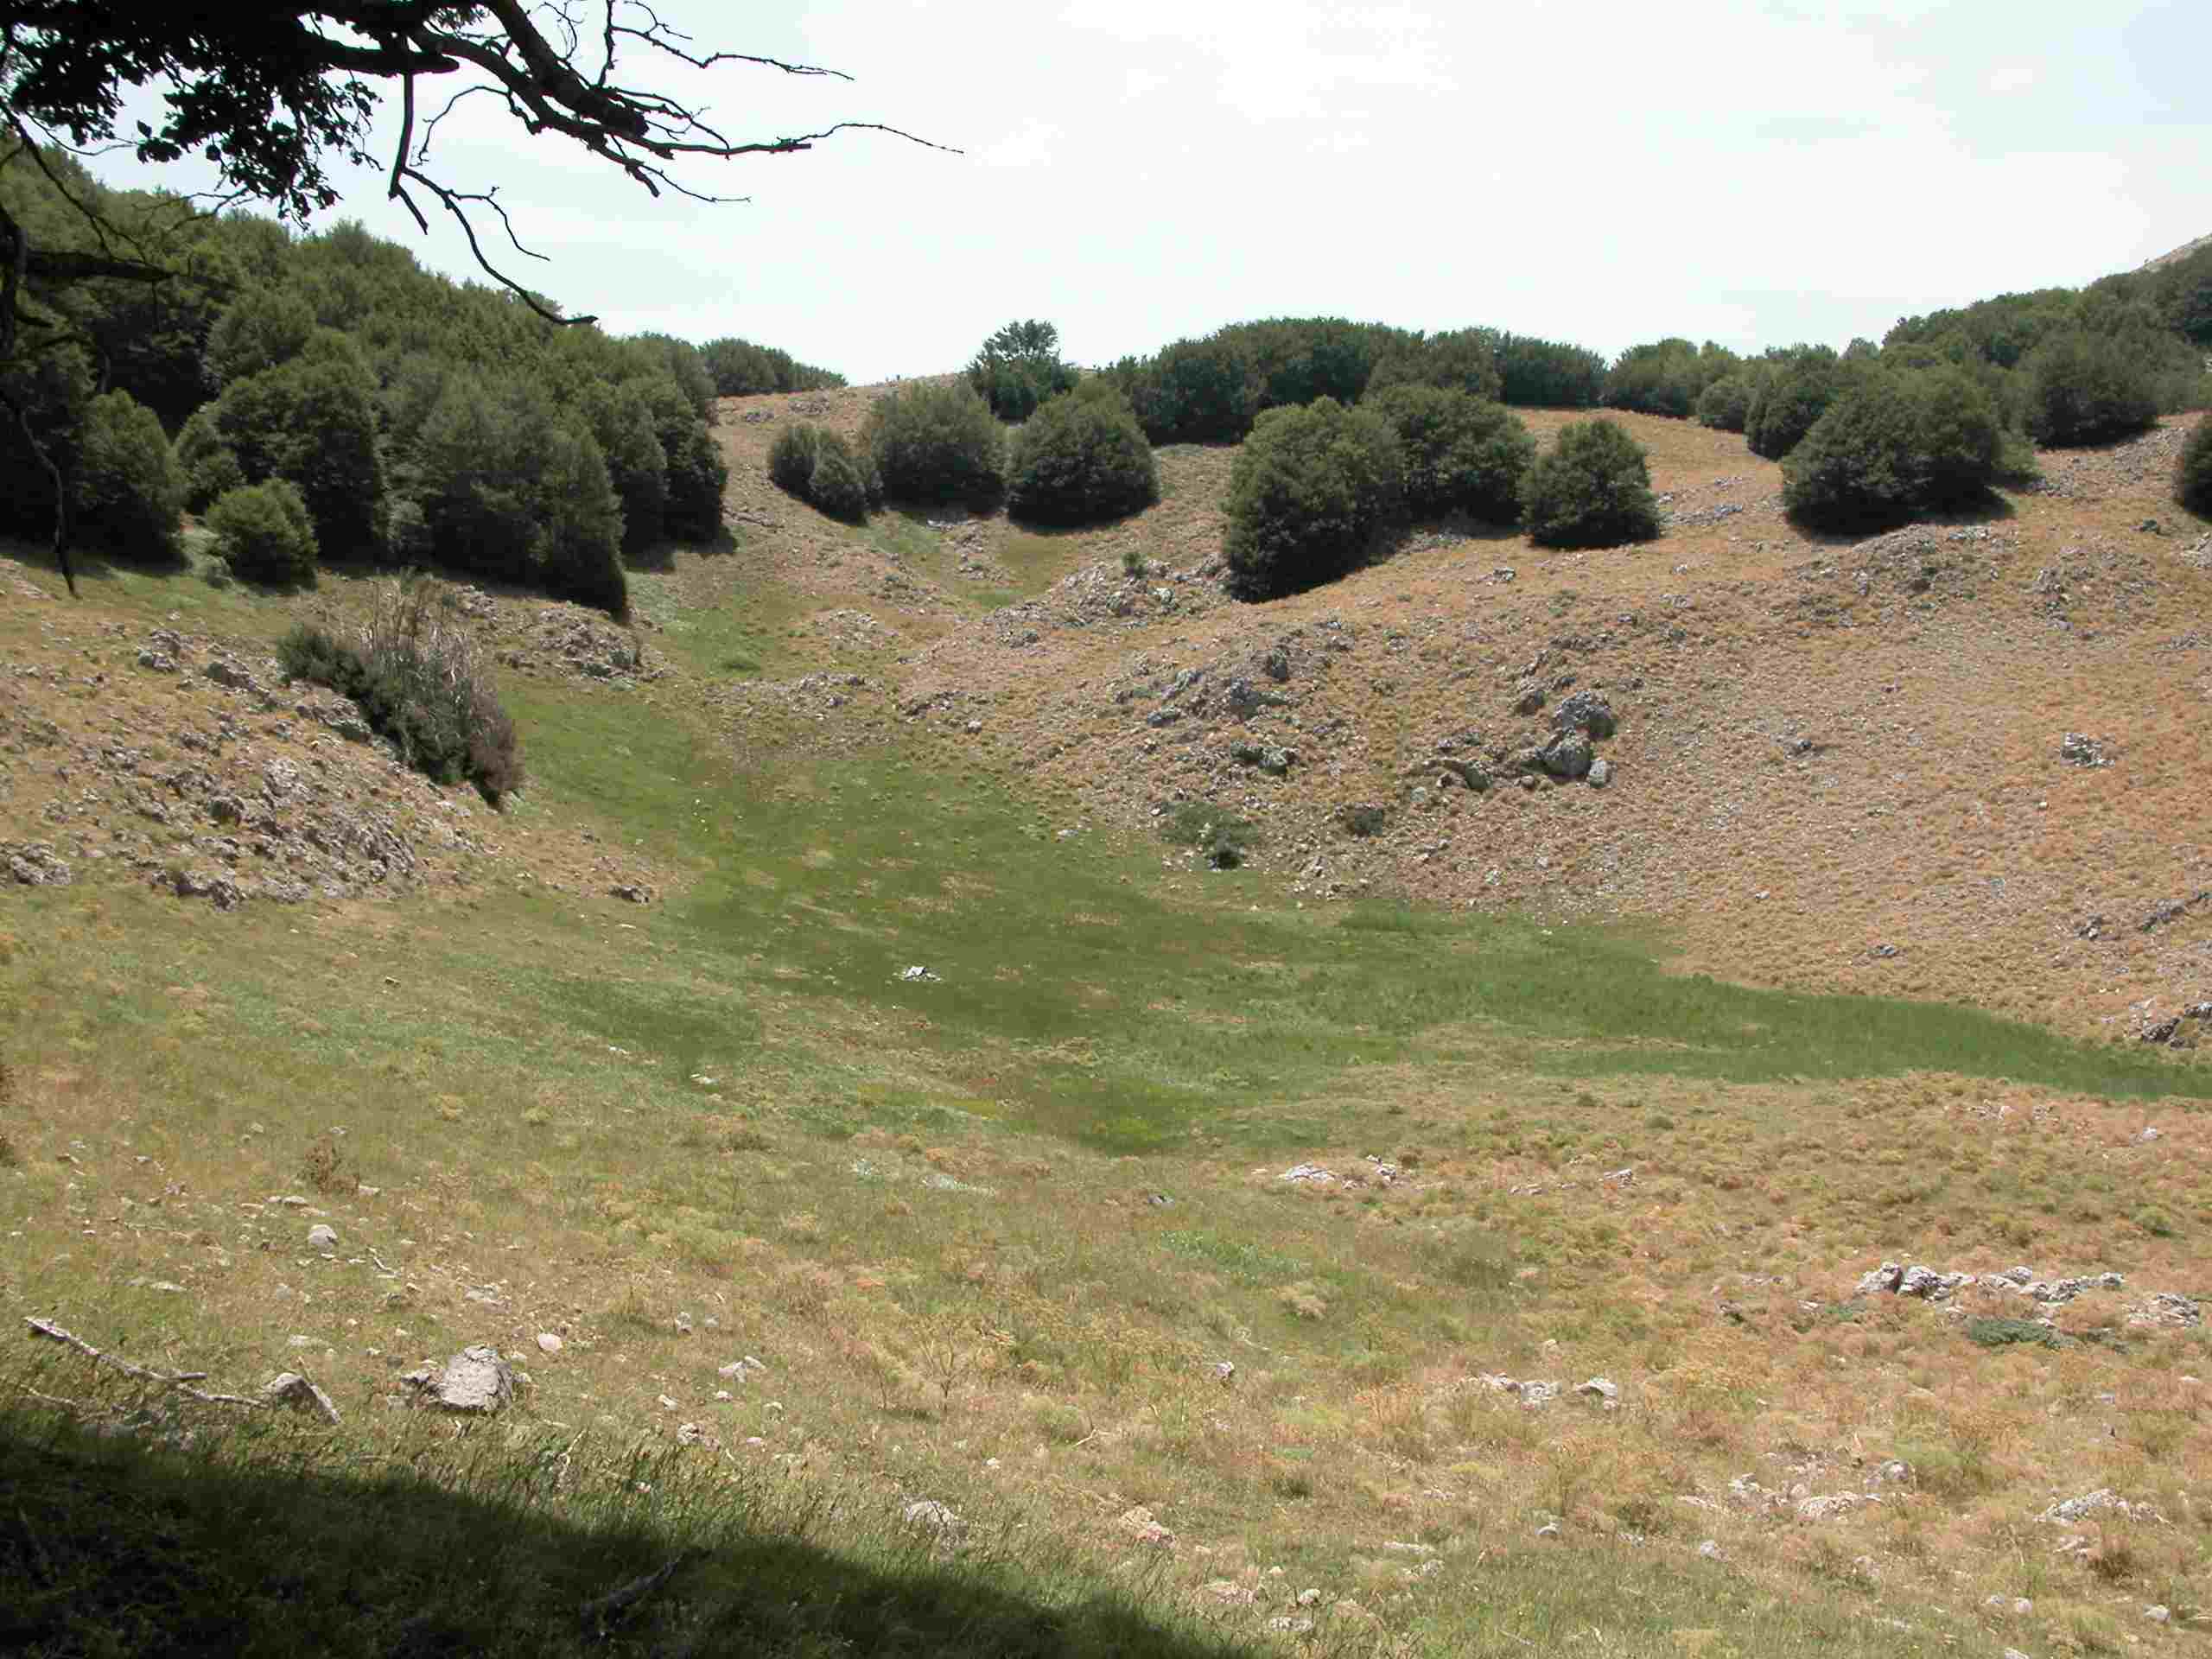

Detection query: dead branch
xmin=580 ymin=1555 xmax=689 ymax=1631
xmin=23 ymin=1316 xmax=269 ymax=1410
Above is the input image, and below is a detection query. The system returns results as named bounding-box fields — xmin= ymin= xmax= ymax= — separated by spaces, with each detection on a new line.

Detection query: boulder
xmin=406 ymin=1344 xmax=515 ymax=1414
xmin=1551 ymin=690 xmax=1618 ymax=740
xmin=1540 ymin=732 xmax=1593 ymax=779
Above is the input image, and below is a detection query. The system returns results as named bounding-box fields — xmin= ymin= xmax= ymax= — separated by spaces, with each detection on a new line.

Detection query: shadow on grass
xmin=0 ymin=1406 xmax=1261 ymax=1659
xmin=1783 ymin=487 xmax=2019 ymax=547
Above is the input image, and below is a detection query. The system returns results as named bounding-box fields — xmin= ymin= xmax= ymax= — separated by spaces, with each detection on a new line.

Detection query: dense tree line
xmin=0 ymin=149 xmax=828 ymax=612
xmin=1097 ymin=318 xmax=1605 ymax=446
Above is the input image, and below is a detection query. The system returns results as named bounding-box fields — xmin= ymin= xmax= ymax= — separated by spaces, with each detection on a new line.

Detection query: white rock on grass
xmin=263 ymin=1371 xmax=341 ymax=1424
xmin=537 ymin=1332 xmax=563 ymax=1355
xmin=306 ymin=1223 xmax=339 ymax=1249
xmin=405 ymin=1344 xmax=515 ymax=1414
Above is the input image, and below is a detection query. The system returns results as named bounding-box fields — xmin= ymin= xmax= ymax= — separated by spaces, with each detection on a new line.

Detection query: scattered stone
xmin=537 ymin=1332 xmax=563 ymax=1354
xmin=204 ymin=658 xmax=257 ymax=692
xmin=3 ymin=842 xmax=72 ymax=887
xmin=1696 ymin=1540 xmax=1722 ymax=1560
xmin=608 ymin=882 xmax=653 ymax=905
xmin=404 ymin=1344 xmax=515 ymax=1415
xmin=1539 ymin=731 xmax=1593 ymax=779
xmin=1279 ymin=1164 xmax=1335 ymax=1185
xmin=1574 ymin=1376 xmax=1619 ymax=1406
xmin=899 ymin=965 xmax=941 ymax=983
xmin=1116 ymin=1504 xmax=1174 ymax=1548
xmin=902 ymin=1499 xmax=964 ymax=1539
xmin=1796 ymin=1493 xmax=1876 ymax=1522
xmin=1586 ymin=757 xmax=1612 ymax=788
xmin=1203 ymin=1580 xmax=1255 ymax=1605
xmin=1295 ymin=1588 xmax=1321 ymax=1607
xmin=2059 ymin=731 xmax=2111 ymax=767
xmin=306 ymin=1223 xmax=338 ymax=1250
xmin=2126 ymin=1292 xmax=2201 ymax=1329
xmin=2135 ymin=1125 xmax=2159 ymax=1144
xmin=2038 ymin=1489 xmax=2161 ymax=1527
xmin=137 ymin=649 xmax=178 ymax=672
xmin=1338 ymin=802 xmax=1389 ymax=837
xmin=2145 ymin=1605 xmax=2171 ymax=1624
xmin=263 ymin=1371 xmax=341 ymax=1424
xmin=1380 ymin=1541 xmax=1434 ymax=1557
xmin=1550 ymin=690 xmax=1618 ymax=740
xmin=1264 ymin=1617 xmax=1315 ymax=1635
xmin=1535 ymin=1521 xmax=1561 ymax=1539
xmin=1511 ymin=681 xmax=1546 ymax=716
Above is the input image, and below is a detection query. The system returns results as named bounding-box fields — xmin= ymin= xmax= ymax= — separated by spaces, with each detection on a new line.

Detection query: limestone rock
xmin=306 ymin=1223 xmax=339 ymax=1250
xmin=264 ymin=1371 xmax=341 ymax=1424
xmin=1551 ymin=690 xmax=1618 ymax=740
xmin=406 ymin=1344 xmax=515 ymax=1414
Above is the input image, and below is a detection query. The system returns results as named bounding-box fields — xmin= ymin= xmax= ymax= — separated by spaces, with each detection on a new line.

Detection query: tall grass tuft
xmin=278 ymin=574 xmax=523 ymax=804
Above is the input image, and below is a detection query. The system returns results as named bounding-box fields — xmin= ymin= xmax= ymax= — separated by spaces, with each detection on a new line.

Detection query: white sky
xmin=84 ymin=1 xmax=2211 ymax=385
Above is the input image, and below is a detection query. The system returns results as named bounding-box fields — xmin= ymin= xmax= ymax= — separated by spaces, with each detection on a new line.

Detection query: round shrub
xmin=1369 ymin=385 xmax=1534 ymax=521
xmin=862 ymin=381 xmax=1006 ymax=508
xmin=769 ymin=422 xmax=880 ymax=523
xmin=2018 ymin=331 xmax=2159 ymax=446
xmin=1695 ymin=373 xmax=1755 ymax=433
xmin=1748 ymin=359 xmax=1848 ymax=460
xmin=207 ymin=479 xmax=319 ymax=585
xmin=2177 ymin=417 xmax=2212 ymax=518
xmin=1223 ymin=397 xmax=1401 ymax=601
xmin=212 ymin=358 xmax=387 ymax=555
xmin=1782 ymin=368 xmax=2002 ymax=528
xmin=1007 ymin=382 xmax=1158 ymax=525
xmin=72 ymin=391 xmax=186 ymax=561
xmin=174 ymin=405 xmax=244 ymax=511
xmin=1518 ymin=418 xmax=1661 ymax=549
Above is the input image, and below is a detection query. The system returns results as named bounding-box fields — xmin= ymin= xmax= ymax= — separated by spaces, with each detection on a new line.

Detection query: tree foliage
xmin=768 ymin=422 xmax=881 ymax=523
xmin=73 ymin=389 xmax=184 ymax=561
xmin=1006 ymin=380 xmax=1158 ymax=526
xmin=1222 ymin=397 xmax=1400 ymax=600
xmin=2175 ymin=417 xmax=2212 ymax=518
xmin=1519 ymin=419 xmax=1661 ymax=549
xmin=1369 ymin=385 xmax=1533 ymax=522
xmin=862 ymin=381 xmax=1006 ymax=508
xmin=1782 ymin=368 xmax=2003 ymax=528
xmin=2017 ymin=330 xmax=2160 ymax=446
xmin=1602 ymin=340 xmax=1740 ymax=419
xmin=207 ymin=478 xmax=317 ymax=586
xmin=967 ymin=319 xmax=1077 ymax=422
xmin=0 ymin=5 xmax=934 ymax=594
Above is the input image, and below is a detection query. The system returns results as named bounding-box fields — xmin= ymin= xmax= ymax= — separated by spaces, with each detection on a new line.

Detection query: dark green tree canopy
xmin=1 ymin=4 xmax=942 ymax=591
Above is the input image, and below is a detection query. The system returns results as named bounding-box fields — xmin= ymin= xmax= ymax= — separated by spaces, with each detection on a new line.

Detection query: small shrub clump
xmin=1782 ymin=368 xmax=2003 ymax=529
xmin=1222 ymin=397 xmax=1401 ymax=600
xmin=1160 ymin=802 xmax=1257 ymax=869
xmin=1369 ymin=385 xmax=1534 ymax=521
xmin=767 ymin=423 xmax=882 ymax=523
xmin=2018 ymin=330 xmax=2160 ymax=446
xmin=277 ymin=575 xmax=523 ymax=804
xmin=207 ymin=479 xmax=318 ymax=586
xmin=2177 ymin=417 xmax=2212 ymax=517
xmin=861 ymin=381 xmax=1006 ymax=508
xmin=1007 ymin=382 xmax=1158 ymax=525
xmin=1518 ymin=418 xmax=1662 ymax=548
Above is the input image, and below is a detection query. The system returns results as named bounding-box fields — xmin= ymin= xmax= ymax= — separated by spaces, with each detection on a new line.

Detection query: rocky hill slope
xmin=709 ymin=387 xmax=2212 ymax=1049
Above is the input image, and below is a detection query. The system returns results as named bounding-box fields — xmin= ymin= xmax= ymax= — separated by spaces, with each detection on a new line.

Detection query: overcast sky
xmin=86 ymin=1 xmax=2211 ymax=385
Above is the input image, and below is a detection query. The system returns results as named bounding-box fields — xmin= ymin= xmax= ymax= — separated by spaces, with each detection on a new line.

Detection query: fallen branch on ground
xmin=23 ymin=1316 xmax=269 ymax=1410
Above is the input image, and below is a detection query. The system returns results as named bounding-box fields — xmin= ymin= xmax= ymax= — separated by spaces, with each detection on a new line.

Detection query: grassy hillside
xmin=2 ymin=385 xmax=2209 ymax=1656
